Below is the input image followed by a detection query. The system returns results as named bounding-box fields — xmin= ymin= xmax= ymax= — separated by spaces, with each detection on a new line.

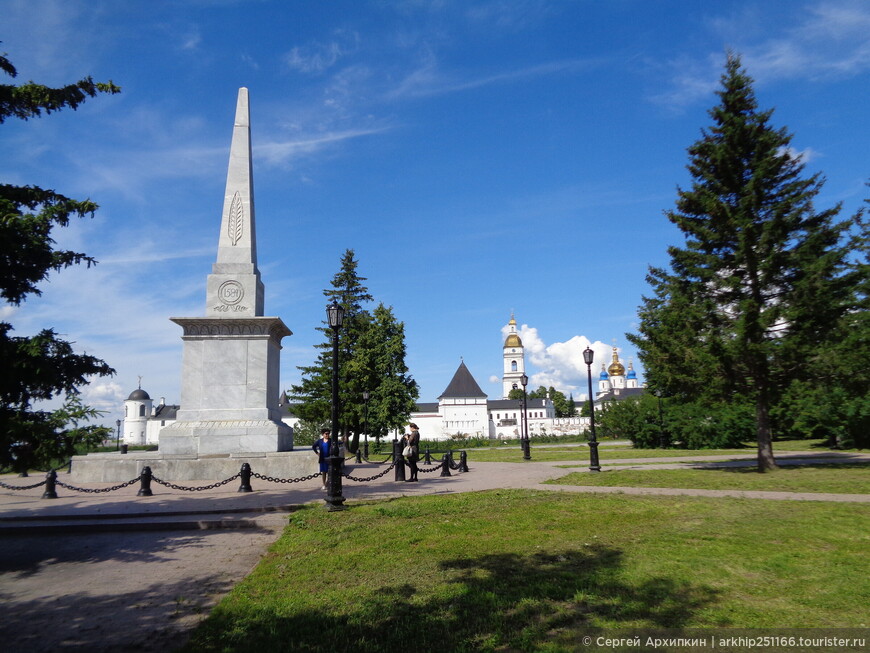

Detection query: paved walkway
xmin=1 ymin=451 xmax=868 ymax=652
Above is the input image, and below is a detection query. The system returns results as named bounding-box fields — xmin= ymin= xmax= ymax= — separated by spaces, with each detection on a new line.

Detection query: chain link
xmin=251 ymin=471 xmax=321 ymax=484
xmin=56 ymin=476 xmax=142 ymax=493
xmin=151 ymin=473 xmax=240 ymax=492
xmin=342 ymin=462 xmax=396 ymax=482
xmin=361 ymin=455 xmax=393 ymax=465
xmin=1 ymin=453 xmax=467 ymax=496
xmin=418 ymin=462 xmax=445 ymax=474
xmin=0 ymin=478 xmax=48 ymax=491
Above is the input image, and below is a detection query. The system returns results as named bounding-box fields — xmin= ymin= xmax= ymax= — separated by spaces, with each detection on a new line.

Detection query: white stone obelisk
xmin=159 ymin=88 xmax=293 ymax=455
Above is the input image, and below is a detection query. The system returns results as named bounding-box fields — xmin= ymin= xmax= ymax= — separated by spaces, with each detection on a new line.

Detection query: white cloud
xmin=778 ymin=146 xmax=820 ymax=164
xmin=83 ymin=381 xmax=126 ymax=413
xmin=283 ymin=32 xmax=360 ymax=75
xmin=389 ymin=55 xmax=599 ymax=100
xmin=257 ymin=127 xmax=389 ymax=167
xmin=654 ymin=0 xmax=870 ymax=108
xmin=500 ymin=322 xmax=634 ymax=399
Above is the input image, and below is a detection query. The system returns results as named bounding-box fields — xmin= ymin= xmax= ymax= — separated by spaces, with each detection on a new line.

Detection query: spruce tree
xmin=0 ymin=51 xmax=118 ymax=470
xmin=291 ymin=249 xmax=373 ymax=442
xmin=290 ymin=250 xmax=418 ymax=449
xmin=629 ymin=54 xmax=854 ymax=471
xmin=348 ymin=303 xmax=418 ymax=446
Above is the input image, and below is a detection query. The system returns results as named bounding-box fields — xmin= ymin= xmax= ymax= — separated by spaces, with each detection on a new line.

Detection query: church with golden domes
xmin=402 ymin=313 xmax=643 ymax=441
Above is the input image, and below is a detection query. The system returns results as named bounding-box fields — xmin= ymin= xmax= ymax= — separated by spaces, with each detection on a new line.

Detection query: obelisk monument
xmin=159 ymin=88 xmax=293 ymax=455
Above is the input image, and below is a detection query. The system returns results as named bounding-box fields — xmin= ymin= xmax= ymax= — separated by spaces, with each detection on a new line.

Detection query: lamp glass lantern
xmin=326 ymin=301 xmax=345 ymax=329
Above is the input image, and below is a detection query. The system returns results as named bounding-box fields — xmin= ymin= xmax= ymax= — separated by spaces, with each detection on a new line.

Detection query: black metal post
xmin=363 ymin=390 xmax=369 ymax=460
xmin=521 ymin=374 xmax=531 ymax=460
xmin=41 ymin=469 xmax=58 ymax=499
xmin=459 ymin=450 xmax=469 ymax=472
xmin=238 ymin=462 xmax=253 ymax=492
xmin=116 ymin=418 xmax=122 ymax=451
xmin=424 ymin=446 xmax=431 ymax=464
xmin=325 ymin=302 xmax=346 ymax=511
xmin=583 ymin=347 xmax=601 ymax=472
xmin=440 ymin=453 xmax=452 ymax=477
xmin=138 ymin=465 xmax=154 ymax=496
xmin=394 ymin=439 xmax=406 ymax=482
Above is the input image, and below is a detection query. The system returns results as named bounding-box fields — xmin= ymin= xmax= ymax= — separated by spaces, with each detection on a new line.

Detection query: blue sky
xmin=2 ymin=0 xmax=868 ymax=427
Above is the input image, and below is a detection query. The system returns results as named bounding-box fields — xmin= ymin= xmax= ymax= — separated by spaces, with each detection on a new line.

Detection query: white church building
xmin=121 ymin=314 xmax=642 ymax=445
xmin=401 ymin=314 xmax=643 ymax=441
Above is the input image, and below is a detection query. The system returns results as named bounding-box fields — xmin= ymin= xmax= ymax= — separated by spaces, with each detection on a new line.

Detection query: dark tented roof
xmin=438 ymin=361 xmax=487 ymax=399
xmin=150 ymin=404 xmax=179 ymax=420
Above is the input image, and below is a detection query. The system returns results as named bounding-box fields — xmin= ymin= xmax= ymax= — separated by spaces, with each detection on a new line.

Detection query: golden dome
xmin=504 ymin=313 xmax=522 ymax=348
xmin=607 ymin=347 xmax=625 ymax=376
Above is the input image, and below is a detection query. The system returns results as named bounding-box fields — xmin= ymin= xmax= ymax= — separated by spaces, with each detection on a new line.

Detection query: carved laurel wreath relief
xmin=228 ymin=191 xmax=244 ymax=246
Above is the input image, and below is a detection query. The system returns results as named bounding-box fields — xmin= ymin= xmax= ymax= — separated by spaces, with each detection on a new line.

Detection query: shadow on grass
xmin=184 ymin=545 xmax=721 ymax=652
xmin=702 ymin=462 xmax=870 ymax=474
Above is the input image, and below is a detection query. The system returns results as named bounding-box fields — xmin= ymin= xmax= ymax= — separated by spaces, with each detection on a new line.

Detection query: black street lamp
xmin=582 ymin=347 xmax=601 ymax=472
xmin=325 ymin=300 xmax=346 ymax=511
xmin=520 ymin=373 xmax=531 ymax=460
xmin=362 ymin=390 xmax=370 ymax=459
xmin=116 ymin=419 xmax=122 ymax=451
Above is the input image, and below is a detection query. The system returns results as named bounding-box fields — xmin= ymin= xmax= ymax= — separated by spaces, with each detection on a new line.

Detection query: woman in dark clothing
xmin=313 ymin=428 xmax=331 ymax=490
xmin=403 ymin=423 xmax=420 ymax=481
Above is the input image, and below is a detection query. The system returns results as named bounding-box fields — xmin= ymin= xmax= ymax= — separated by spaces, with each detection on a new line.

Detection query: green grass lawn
xmin=182 ymin=491 xmax=869 ymax=652
xmin=548 ymin=463 xmax=870 ymax=494
xmin=465 ymin=439 xmax=859 ymax=463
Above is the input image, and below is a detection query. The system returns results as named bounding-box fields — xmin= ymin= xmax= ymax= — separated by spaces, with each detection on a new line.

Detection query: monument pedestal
xmin=159 ymin=316 xmax=293 ymax=456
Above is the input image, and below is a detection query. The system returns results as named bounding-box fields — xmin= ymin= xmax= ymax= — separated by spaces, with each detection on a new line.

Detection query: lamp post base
xmin=588 ymin=440 xmax=601 ymax=472
xmin=324 ymin=455 xmax=346 ymax=511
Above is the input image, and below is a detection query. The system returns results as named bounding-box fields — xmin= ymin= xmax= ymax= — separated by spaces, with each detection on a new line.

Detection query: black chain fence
xmin=0 ymin=478 xmax=48 ymax=491
xmin=152 ymin=473 xmax=240 ymax=492
xmin=0 ymin=448 xmax=470 ymax=500
xmin=56 ymin=476 xmax=142 ymax=494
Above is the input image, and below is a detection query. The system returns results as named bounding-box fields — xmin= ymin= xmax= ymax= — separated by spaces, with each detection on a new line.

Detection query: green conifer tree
xmin=290 ymin=250 xmax=418 ymax=450
xmin=629 ymin=54 xmax=855 ymax=471
xmin=1 ymin=50 xmax=118 ymax=470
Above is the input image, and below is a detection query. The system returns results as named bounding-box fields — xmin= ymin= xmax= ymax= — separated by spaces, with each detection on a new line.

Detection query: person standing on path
xmin=404 ymin=423 xmax=420 ymax=481
xmin=313 ymin=429 xmax=331 ymax=490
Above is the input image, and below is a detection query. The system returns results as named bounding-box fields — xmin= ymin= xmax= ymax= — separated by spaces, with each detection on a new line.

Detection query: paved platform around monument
xmin=1 ymin=452 xmax=868 ymax=652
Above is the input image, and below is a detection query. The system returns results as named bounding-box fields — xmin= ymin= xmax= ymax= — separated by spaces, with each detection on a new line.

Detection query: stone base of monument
xmin=69 ymin=449 xmax=318 ymax=483
xmin=158 ymin=420 xmax=294 ymax=456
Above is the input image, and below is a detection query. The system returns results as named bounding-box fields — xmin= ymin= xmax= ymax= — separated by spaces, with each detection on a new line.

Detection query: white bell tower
xmin=123 ymin=379 xmax=152 ymax=446
xmin=502 ymin=314 xmax=525 ymax=398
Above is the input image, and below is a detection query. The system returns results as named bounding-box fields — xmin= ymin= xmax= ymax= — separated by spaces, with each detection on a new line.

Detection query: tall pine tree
xmin=629 ymin=54 xmax=855 ymax=471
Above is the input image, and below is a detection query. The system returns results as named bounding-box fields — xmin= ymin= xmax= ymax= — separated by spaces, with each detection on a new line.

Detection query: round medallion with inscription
xmin=218 ymin=280 xmax=245 ymax=305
